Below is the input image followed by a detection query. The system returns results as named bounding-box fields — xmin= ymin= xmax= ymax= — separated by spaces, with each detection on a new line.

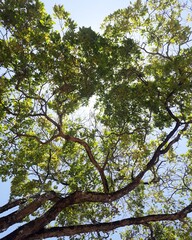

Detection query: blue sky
xmin=43 ymin=0 xmax=130 ymax=31
xmin=0 ymin=1 xmax=130 ymax=239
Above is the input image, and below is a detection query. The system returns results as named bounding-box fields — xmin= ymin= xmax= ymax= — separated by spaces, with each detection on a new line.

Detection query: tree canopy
xmin=0 ymin=0 xmax=192 ymax=239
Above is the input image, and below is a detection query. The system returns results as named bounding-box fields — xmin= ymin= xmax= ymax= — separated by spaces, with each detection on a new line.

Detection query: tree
xmin=0 ymin=0 xmax=192 ymax=239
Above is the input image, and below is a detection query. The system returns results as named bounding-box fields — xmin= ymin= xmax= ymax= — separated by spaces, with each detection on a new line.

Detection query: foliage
xmin=0 ymin=0 xmax=192 ymax=239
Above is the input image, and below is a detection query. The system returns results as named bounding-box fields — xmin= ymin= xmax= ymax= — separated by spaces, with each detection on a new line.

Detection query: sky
xmin=0 ymin=1 xmax=130 ymax=239
xmin=44 ymin=0 xmax=130 ymax=32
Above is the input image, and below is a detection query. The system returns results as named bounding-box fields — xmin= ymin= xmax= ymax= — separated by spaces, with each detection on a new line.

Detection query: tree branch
xmin=0 ymin=199 xmax=27 ymax=215
xmin=26 ymin=202 xmax=192 ymax=240
xmin=0 ymin=191 xmax=60 ymax=233
xmin=60 ymin=132 xmax=109 ymax=193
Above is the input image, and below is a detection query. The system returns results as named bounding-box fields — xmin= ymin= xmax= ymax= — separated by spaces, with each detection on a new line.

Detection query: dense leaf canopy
xmin=0 ymin=0 xmax=192 ymax=239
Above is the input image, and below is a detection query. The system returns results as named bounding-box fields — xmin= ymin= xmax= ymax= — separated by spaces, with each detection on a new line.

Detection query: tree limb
xmin=23 ymin=202 xmax=191 ymax=240
xmin=60 ymin=132 xmax=109 ymax=193
xmin=0 ymin=191 xmax=60 ymax=233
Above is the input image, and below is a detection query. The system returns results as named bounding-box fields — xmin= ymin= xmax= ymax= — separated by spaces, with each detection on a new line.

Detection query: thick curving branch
xmin=0 ymin=199 xmax=27 ymax=215
xmin=0 ymin=191 xmax=60 ymax=232
xmin=60 ymin=132 xmax=109 ymax=193
xmin=27 ymin=202 xmax=192 ymax=240
xmin=3 ymin=201 xmax=192 ymax=240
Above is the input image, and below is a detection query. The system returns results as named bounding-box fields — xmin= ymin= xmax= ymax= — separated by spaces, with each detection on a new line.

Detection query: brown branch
xmin=24 ymin=202 xmax=191 ymax=240
xmin=0 ymin=191 xmax=87 ymax=240
xmin=12 ymin=116 xmax=109 ymax=193
xmin=2 ymin=105 xmax=44 ymax=118
xmin=60 ymin=132 xmax=109 ymax=193
xmin=0 ymin=121 xmax=186 ymax=239
xmin=1 ymin=188 xmax=146 ymax=240
xmin=139 ymin=45 xmax=172 ymax=60
xmin=0 ymin=191 xmax=60 ymax=233
xmin=147 ymin=122 xmax=180 ymax=169
xmin=160 ymin=123 xmax=189 ymax=155
xmin=160 ymin=134 xmax=180 ymax=154
xmin=0 ymin=199 xmax=27 ymax=214
xmin=165 ymin=105 xmax=180 ymax=123
xmin=43 ymin=113 xmax=61 ymax=130
xmin=1 ymin=178 xmax=191 ymax=240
